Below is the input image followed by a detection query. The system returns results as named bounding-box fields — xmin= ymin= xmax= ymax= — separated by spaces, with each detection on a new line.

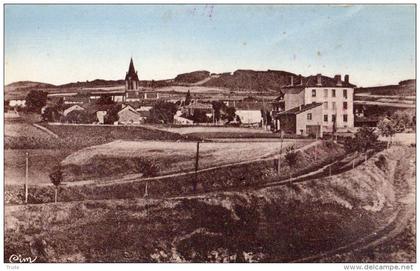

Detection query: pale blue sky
xmin=5 ymin=4 xmax=416 ymax=87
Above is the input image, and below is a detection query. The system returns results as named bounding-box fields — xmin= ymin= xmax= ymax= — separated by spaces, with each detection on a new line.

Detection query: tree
xmin=56 ymin=97 xmax=65 ymax=111
xmin=266 ymin=111 xmax=272 ymax=128
xmin=391 ymin=111 xmax=412 ymax=131
xmin=41 ymin=106 xmax=60 ymax=122
xmin=285 ymin=145 xmax=298 ymax=180
xmin=235 ymin=115 xmax=242 ymax=124
xmin=148 ymin=101 xmax=178 ymax=124
xmin=49 ymin=166 xmax=63 ymax=203
xmin=65 ymin=110 xmax=97 ymax=124
xmin=25 ymin=90 xmax=48 ymax=113
xmin=345 ymin=126 xmax=379 ymax=161
xmin=224 ymin=106 xmax=236 ymax=123
xmin=192 ymin=109 xmax=209 ymax=123
xmin=104 ymin=104 xmax=121 ymax=124
xmin=96 ymin=95 xmax=115 ymax=106
xmin=185 ymin=90 xmax=192 ymax=106
xmin=377 ymin=118 xmax=396 ymax=149
xmin=211 ymin=101 xmax=225 ymax=123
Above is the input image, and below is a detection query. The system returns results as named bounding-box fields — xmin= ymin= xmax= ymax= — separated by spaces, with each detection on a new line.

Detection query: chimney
xmin=299 ymin=74 xmax=303 ymax=85
xmin=335 ymin=74 xmax=342 ymax=86
xmin=290 ymin=75 xmax=294 ymax=86
xmin=299 ymin=105 xmax=302 ymax=111
xmin=316 ymin=74 xmax=322 ymax=86
xmin=344 ymin=74 xmax=349 ymax=84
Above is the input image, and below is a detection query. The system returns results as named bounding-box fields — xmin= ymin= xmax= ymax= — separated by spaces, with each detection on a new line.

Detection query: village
xmin=7 ymin=58 xmax=371 ymax=138
xmin=3 ymin=4 xmax=416 ymax=265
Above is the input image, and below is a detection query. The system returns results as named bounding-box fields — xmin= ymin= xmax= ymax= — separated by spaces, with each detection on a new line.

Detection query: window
xmin=332 ymin=89 xmax=336 ymax=97
xmin=332 ymin=114 xmax=336 ymax=122
xmin=323 ymin=89 xmax=328 ymax=98
xmin=307 ymin=113 xmax=312 ymax=120
xmin=343 ymin=89 xmax=348 ymax=99
xmin=343 ymin=114 xmax=348 ymax=122
xmin=323 ymin=102 xmax=328 ymax=110
xmin=324 ymin=115 xmax=328 ymax=122
xmin=343 ymin=102 xmax=348 ymax=110
xmin=332 ymin=102 xmax=337 ymax=110
xmin=312 ymin=89 xmax=316 ymax=97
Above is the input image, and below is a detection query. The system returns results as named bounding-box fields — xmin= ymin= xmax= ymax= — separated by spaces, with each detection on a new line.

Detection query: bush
xmin=62 ymin=155 xmax=160 ymax=182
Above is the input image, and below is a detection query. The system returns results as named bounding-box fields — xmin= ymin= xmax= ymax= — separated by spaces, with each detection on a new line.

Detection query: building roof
xmin=125 ymin=58 xmax=139 ymax=81
xmin=278 ymin=102 xmax=323 ymax=115
xmin=283 ymin=74 xmax=356 ymax=89
xmin=183 ymin=102 xmax=213 ymax=110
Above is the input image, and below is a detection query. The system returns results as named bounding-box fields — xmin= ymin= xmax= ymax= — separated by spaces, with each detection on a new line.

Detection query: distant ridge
xmin=5 ymin=70 xmax=415 ymax=100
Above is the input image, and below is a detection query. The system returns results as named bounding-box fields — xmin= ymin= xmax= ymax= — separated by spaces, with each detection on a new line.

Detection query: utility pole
xmin=144 ymin=182 xmax=149 ymax=198
xmin=277 ymin=131 xmax=284 ymax=175
xmin=25 ymin=152 xmax=29 ymax=204
xmin=194 ymin=142 xmax=200 ymax=192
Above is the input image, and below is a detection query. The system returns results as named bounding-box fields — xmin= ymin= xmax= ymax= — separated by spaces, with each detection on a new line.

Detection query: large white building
xmin=275 ymin=74 xmax=355 ymax=136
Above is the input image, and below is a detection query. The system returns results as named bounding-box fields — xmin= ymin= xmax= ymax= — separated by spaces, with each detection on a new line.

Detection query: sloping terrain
xmin=355 ymin=79 xmax=415 ymax=96
xmin=59 ymin=140 xmax=305 ymax=182
xmin=4 ymin=146 xmax=414 ymax=263
xmin=202 ymin=69 xmax=296 ymax=92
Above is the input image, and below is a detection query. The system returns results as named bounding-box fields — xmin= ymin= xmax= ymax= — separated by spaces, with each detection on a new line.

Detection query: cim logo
xmin=9 ymin=254 xmax=37 ymax=263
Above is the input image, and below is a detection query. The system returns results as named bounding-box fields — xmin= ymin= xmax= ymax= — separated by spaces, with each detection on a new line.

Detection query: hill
xmin=355 ymin=79 xmax=415 ymax=96
xmin=202 ymin=69 xmax=297 ymax=92
xmin=5 ymin=81 xmax=56 ymax=100
xmin=174 ymin=70 xmax=210 ymax=84
xmin=59 ymin=79 xmax=125 ymax=89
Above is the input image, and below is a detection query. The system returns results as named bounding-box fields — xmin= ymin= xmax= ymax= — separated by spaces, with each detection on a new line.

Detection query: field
xmin=145 ymin=126 xmax=297 ymax=139
xmin=5 ymin=149 xmax=73 ymax=185
xmin=42 ymin=123 xmax=192 ymax=142
xmin=5 ymin=119 xmax=52 ymax=139
xmin=61 ymin=139 xmax=308 ymax=182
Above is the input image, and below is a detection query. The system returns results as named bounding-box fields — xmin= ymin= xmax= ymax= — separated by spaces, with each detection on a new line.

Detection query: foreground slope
xmin=4 ymin=145 xmax=415 ymax=262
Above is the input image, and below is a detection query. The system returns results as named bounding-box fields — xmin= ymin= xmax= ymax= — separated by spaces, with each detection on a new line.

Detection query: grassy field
xmin=42 ymin=123 xmax=194 ymax=142
xmin=145 ymin=126 xmax=302 ymax=139
xmin=61 ymin=139 xmax=309 ymax=182
xmin=5 ymin=149 xmax=73 ymax=185
xmin=5 ymin=119 xmax=52 ymax=139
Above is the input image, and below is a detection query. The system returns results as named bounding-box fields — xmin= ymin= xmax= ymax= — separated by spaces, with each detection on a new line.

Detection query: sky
xmin=4 ymin=4 xmax=416 ymax=87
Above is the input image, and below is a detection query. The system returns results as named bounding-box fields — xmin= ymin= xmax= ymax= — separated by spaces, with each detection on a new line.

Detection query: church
xmin=124 ymin=58 xmax=159 ymax=102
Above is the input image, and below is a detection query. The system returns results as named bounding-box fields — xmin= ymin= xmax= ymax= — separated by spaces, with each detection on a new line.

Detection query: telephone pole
xmin=25 ymin=152 xmax=29 ymax=204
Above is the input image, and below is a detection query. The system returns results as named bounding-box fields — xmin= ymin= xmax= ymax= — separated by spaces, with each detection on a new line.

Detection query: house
xmin=277 ymin=73 xmax=355 ymax=134
xmin=126 ymin=91 xmax=160 ymax=102
xmin=235 ymin=110 xmax=262 ymax=124
xmin=9 ymin=99 xmax=26 ymax=107
xmin=63 ymin=104 xmax=85 ymax=116
xmin=63 ymin=94 xmax=90 ymax=105
xmin=271 ymin=93 xmax=285 ymax=112
xmin=174 ymin=115 xmax=194 ymax=125
xmin=274 ymin=103 xmax=323 ymax=137
xmin=182 ymin=102 xmax=214 ymax=117
xmin=118 ymin=105 xmax=143 ymax=124
xmin=173 ymin=110 xmax=193 ymax=125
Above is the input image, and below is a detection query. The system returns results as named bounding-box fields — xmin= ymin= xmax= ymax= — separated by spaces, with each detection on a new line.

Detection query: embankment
xmin=5 ymin=141 xmax=344 ymax=205
xmin=4 ymin=146 xmax=414 ymax=262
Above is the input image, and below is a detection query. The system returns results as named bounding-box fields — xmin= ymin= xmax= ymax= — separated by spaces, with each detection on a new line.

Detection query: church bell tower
xmin=125 ymin=58 xmax=140 ymax=91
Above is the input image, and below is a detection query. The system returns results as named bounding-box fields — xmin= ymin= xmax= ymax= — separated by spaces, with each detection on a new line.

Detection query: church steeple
xmin=125 ymin=58 xmax=139 ymax=91
xmin=125 ymin=58 xmax=139 ymax=81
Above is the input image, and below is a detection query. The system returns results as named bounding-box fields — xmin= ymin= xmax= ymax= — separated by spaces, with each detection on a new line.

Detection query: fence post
xmin=144 ymin=182 xmax=149 ymax=198
xmin=25 ymin=152 xmax=29 ymax=204
xmin=277 ymin=132 xmax=284 ymax=175
xmin=193 ymin=142 xmax=200 ymax=192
